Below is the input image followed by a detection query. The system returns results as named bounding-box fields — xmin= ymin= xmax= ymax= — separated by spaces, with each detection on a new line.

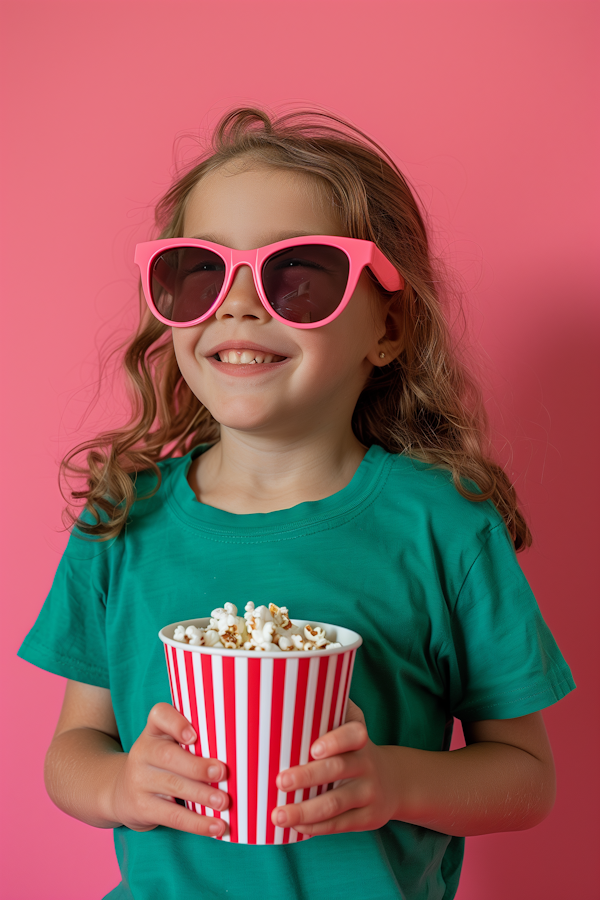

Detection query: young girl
xmin=19 ymin=107 xmax=575 ymax=900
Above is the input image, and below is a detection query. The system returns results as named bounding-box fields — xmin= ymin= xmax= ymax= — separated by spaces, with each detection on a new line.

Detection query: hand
xmin=109 ymin=703 xmax=229 ymax=837
xmin=271 ymin=700 xmax=396 ymax=836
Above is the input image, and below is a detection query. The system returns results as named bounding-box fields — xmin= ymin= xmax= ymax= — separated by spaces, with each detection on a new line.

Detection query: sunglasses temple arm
xmin=367 ymin=251 xmax=404 ymax=292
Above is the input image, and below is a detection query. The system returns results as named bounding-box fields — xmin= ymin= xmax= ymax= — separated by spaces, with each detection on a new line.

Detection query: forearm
xmin=384 ymin=741 xmax=556 ymax=836
xmin=45 ymin=727 xmax=127 ymax=828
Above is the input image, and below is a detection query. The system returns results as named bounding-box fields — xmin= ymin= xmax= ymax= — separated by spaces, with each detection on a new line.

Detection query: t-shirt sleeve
xmin=449 ymin=521 xmax=575 ymax=722
xmin=17 ymin=527 xmax=111 ymax=688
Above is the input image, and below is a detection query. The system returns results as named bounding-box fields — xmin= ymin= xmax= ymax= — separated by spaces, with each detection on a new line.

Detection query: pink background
xmin=1 ymin=1 xmax=598 ymax=897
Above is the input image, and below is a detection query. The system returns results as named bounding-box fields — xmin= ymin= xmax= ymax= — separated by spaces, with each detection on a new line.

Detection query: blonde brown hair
xmin=62 ymin=106 xmax=531 ymax=550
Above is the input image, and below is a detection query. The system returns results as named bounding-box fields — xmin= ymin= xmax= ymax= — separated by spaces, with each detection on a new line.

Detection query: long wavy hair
xmin=61 ymin=105 xmax=531 ymax=550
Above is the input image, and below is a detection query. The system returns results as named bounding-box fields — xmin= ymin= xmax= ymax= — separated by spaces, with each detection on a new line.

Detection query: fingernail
xmin=209 ymin=822 xmax=222 ymax=835
xmin=207 ymin=765 xmax=221 ymax=781
xmin=280 ymin=772 xmax=293 ymax=789
xmin=312 ymin=741 xmax=324 ymax=758
xmin=182 ymin=727 xmax=196 ymax=743
xmin=276 ymin=809 xmax=287 ymax=826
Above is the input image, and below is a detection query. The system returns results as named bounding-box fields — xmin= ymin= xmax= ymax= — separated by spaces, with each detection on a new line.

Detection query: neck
xmin=189 ymin=425 xmax=367 ymax=514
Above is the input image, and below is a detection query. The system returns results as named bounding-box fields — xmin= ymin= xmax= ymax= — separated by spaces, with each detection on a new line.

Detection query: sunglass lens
xmin=261 ymin=245 xmax=350 ymax=324
xmin=150 ymin=247 xmax=226 ymax=322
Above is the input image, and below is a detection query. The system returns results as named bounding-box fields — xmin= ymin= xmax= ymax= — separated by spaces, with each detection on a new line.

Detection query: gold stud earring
xmin=379 ymin=352 xmax=386 ymax=358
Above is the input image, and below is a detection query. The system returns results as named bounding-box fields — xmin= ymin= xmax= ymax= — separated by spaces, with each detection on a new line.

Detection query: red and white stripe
xmin=164 ymin=644 xmax=357 ymax=844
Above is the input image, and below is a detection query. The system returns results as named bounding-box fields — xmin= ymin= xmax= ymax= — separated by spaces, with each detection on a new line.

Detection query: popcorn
xmin=172 ymin=602 xmax=341 ymax=652
xmin=173 ymin=624 xmax=205 ymax=646
xmin=269 ymin=602 xmax=293 ymax=630
xmin=203 ymin=629 xmax=224 ymax=648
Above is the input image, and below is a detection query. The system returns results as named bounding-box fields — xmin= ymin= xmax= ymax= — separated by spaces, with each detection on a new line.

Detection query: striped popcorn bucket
xmin=159 ymin=619 xmax=362 ymax=845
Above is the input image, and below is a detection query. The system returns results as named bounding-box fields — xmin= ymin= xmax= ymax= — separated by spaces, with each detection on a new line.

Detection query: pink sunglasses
xmin=134 ymin=235 xmax=403 ymax=329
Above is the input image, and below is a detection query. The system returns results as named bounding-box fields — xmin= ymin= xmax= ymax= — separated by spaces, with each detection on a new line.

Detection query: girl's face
xmin=173 ymin=162 xmax=396 ymax=441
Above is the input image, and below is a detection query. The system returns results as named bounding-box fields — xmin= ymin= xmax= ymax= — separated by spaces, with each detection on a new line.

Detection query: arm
xmin=45 ymin=680 xmax=229 ymax=837
xmin=272 ymin=700 xmax=556 ymax=837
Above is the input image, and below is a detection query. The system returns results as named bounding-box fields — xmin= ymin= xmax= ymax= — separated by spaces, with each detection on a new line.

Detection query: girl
xmin=19 ymin=107 xmax=574 ymax=900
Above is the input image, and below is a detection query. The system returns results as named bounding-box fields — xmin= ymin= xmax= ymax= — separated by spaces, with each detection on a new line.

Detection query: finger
xmin=276 ymin=752 xmax=363 ymax=793
xmin=272 ymin=782 xmax=368 ymax=831
xmin=145 ymin=703 xmax=197 ymax=744
xmin=147 ymin=738 xmax=227 ymax=786
xmin=147 ymin=771 xmax=230 ymax=812
xmin=293 ymin=807 xmax=367 ymax=837
xmin=310 ymin=719 xmax=368 ymax=760
xmin=151 ymin=797 xmax=228 ymax=837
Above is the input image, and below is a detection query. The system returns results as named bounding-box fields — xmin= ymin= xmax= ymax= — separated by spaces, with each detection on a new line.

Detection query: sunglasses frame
xmin=134 ymin=235 xmax=404 ymax=329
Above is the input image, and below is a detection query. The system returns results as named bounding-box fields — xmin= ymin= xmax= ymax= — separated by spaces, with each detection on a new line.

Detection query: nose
xmin=215 ymin=263 xmax=272 ymax=324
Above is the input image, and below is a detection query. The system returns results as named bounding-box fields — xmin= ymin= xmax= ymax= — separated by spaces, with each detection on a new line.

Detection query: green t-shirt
xmin=19 ymin=445 xmax=575 ymax=900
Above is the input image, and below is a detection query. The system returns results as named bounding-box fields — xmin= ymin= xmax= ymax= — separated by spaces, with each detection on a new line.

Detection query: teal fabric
xmin=19 ymin=445 xmax=575 ymax=900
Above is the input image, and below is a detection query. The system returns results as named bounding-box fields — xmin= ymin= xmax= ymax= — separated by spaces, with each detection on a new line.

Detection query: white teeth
xmin=217 ymin=349 xmax=281 ymax=364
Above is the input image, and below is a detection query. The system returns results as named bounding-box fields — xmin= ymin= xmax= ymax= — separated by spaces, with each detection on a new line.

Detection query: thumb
xmin=344 ymin=698 xmax=366 ymax=726
xmin=145 ymin=702 xmax=197 ymax=744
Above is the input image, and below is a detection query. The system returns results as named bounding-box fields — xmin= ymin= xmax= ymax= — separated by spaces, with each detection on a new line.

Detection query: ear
xmin=366 ymin=294 xmax=404 ymax=367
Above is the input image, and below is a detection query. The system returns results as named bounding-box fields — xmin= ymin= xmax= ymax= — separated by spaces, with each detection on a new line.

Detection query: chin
xmin=216 ymin=417 xmax=273 ymax=433
xmin=203 ymin=401 xmax=279 ymax=434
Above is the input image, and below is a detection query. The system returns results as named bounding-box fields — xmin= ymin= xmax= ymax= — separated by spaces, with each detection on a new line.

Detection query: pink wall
xmin=1 ymin=1 xmax=598 ymax=897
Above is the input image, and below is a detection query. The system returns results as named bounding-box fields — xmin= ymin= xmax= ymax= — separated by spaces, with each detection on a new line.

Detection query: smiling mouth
xmin=214 ymin=349 xmax=287 ymax=365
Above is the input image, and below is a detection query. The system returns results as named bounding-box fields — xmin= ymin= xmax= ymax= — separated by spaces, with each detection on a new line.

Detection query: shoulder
xmin=372 ymin=449 xmax=523 ymax=611
xmin=70 ymin=446 xmax=205 ymax=548
xmin=377 ymin=448 xmax=508 ymax=548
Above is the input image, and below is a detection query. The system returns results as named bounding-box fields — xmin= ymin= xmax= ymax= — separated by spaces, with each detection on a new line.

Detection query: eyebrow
xmin=188 ymin=230 xmax=321 ymax=245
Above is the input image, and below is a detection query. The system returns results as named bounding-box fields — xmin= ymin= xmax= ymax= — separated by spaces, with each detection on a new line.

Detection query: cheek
xmin=300 ymin=329 xmax=372 ymax=386
xmin=362 ymin=285 xmax=388 ymax=334
xmin=171 ymin=328 xmax=203 ymax=371
xmin=328 ymin=295 xmax=383 ymax=361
